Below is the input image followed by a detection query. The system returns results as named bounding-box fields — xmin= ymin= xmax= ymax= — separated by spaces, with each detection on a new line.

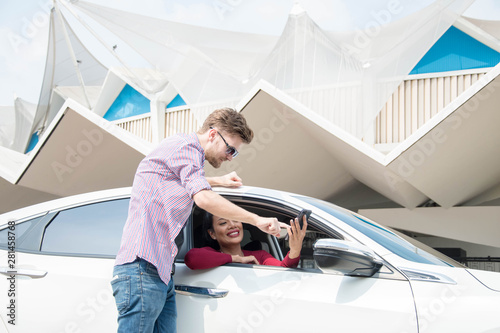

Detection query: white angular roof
xmin=204 ymin=63 xmax=500 ymax=209
xmin=0 ymin=98 xmax=152 ymax=213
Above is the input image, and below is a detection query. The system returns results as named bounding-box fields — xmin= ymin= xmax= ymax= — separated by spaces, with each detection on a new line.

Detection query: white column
xmin=150 ymin=84 xmax=178 ymax=143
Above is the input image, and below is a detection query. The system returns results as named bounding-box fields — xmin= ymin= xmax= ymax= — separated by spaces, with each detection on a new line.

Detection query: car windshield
xmin=295 ymin=195 xmax=458 ymax=267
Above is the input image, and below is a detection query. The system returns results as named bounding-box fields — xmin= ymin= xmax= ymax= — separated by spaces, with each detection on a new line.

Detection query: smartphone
xmin=284 ymin=209 xmax=311 ymax=241
xmin=295 ymin=209 xmax=312 ymax=229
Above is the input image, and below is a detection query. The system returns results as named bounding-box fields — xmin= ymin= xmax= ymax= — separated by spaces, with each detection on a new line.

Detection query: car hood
xmin=467 ymin=268 xmax=500 ymax=292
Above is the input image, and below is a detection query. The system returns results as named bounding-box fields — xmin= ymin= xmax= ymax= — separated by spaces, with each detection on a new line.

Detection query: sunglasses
xmin=210 ymin=127 xmax=239 ymax=158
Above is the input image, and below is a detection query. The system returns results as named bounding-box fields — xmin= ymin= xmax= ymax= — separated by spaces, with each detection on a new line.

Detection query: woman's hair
xmin=198 ymin=107 xmax=254 ymax=144
xmin=201 ymin=209 xmax=220 ymax=250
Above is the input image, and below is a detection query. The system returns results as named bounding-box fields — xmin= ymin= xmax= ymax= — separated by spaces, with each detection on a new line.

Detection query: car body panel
xmin=175 ymin=264 xmax=417 ymax=333
xmin=0 ymin=185 xmax=498 ymax=332
xmin=409 ymin=270 xmax=500 ymax=332
xmin=0 ymin=253 xmax=117 ymax=332
xmin=466 ymin=268 xmax=500 ymax=292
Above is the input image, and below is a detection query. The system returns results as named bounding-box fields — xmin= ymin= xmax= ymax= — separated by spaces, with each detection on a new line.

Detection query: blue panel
xmin=166 ymin=94 xmax=186 ymax=108
xmin=103 ymin=84 xmax=150 ymax=121
xmin=25 ymin=131 xmax=39 ymax=153
xmin=410 ymin=26 xmax=500 ymax=74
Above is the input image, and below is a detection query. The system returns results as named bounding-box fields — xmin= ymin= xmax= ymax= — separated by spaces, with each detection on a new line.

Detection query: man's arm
xmin=206 ymin=171 xmax=242 ymax=188
xmin=193 ymin=189 xmax=288 ymax=236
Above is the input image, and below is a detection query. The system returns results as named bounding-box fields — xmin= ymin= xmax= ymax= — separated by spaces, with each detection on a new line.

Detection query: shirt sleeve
xmin=184 ymin=247 xmax=232 ymax=270
xmin=281 ymin=251 xmax=300 ymax=268
xmin=246 ymin=250 xmax=300 ymax=268
xmin=168 ymin=143 xmax=211 ymax=197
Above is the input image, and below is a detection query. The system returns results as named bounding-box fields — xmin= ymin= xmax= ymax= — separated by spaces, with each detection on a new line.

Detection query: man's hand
xmin=231 ymin=254 xmax=259 ymax=265
xmin=220 ymin=171 xmax=243 ymax=187
xmin=207 ymin=171 xmax=243 ymax=188
xmin=256 ymin=217 xmax=290 ymax=237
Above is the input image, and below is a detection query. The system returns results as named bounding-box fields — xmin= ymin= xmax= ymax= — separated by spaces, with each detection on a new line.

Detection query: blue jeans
xmin=111 ymin=259 xmax=177 ymax=333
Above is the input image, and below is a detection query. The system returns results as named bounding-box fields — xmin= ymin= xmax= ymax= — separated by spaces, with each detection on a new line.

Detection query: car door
xmin=175 ymin=264 xmax=417 ymax=332
xmin=0 ymin=198 xmax=128 ymax=332
xmin=174 ymin=196 xmax=418 ymax=333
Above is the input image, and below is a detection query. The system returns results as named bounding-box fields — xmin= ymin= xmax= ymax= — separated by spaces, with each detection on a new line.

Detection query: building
xmin=1 ymin=0 xmax=499 ymax=271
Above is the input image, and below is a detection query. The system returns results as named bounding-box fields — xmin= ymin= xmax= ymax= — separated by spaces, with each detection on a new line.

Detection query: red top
xmin=184 ymin=246 xmax=300 ymax=270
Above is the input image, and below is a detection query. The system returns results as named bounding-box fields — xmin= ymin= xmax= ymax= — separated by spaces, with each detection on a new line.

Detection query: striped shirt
xmin=115 ymin=132 xmax=211 ymax=285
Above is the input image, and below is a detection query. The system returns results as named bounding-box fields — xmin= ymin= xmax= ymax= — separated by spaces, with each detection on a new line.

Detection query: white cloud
xmin=0 ymin=25 xmax=48 ymax=106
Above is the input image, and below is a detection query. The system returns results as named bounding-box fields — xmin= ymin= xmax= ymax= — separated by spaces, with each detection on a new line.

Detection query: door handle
xmin=0 ymin=267 xmax=47 ymax=279
xmin=175 ymin=284 xmax=228 ymax=298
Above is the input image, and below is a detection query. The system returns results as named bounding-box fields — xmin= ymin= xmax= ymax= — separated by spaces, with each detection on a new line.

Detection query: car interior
xmin=182 ymin=199 xmax=337 ymax=270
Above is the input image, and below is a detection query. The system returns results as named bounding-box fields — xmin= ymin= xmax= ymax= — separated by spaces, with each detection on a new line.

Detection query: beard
xmin=205 ymin=153 xmax=223 ymax=168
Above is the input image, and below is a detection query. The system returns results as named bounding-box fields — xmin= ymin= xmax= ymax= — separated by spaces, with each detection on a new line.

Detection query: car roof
xmin=0 ymin=185 xmax=298 ymax=225
xmin=0 ymin=187 xmax=133 ymax=224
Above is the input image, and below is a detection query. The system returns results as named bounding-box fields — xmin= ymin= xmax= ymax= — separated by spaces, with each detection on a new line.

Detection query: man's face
xmin=205 ymin=129 xmax=243 ymax=168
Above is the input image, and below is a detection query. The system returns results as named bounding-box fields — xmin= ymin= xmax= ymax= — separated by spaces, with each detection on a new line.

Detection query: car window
xmin=0 ymin=217 xmax=42 ymax=249
xmin=296 ymin=195 xmax=453 ymax=267
xmin=40 ymin=198 xmax=129 ymax=257
xmin=190 ymin=198 xmax=339 ymax=270
xmin=190 ymin=205 xmax=267 ymax=252
xmin=277 ymin=228 xmax=330 ymax=269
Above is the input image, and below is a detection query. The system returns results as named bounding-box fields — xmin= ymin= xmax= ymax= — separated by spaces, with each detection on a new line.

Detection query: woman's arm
xmin=249 ymin=216 xmax=307 ymax=268
xmin=247 ymin=250 xmax=300 ymax=268
xmin=282 ymin=252 xmax=301 ymax=268
xmin=184 ymin=247 xmax=232 ymax=270
xmin=185 ymin=247 xmax=260 ymax=269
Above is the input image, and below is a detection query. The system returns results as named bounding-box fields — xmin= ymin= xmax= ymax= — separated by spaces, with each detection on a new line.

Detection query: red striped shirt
xmin=115 ymin=133 xmax=211 ymax=284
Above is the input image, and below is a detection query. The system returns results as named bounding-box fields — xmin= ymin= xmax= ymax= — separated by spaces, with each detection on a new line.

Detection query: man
xmin=111 ymin=107 xmax=286 ymax=332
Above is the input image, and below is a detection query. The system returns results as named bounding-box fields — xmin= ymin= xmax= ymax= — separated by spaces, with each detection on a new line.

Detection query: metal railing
xmin=114 ymin=69 xmax=491 ymax=146
xmin=164 ymin=107 xmax=198 ymax=138
xmin=114 ymin=114 xmax=153 ymax=142
xmin=375 ymin=69 xmax=488 ymax=144
xmin=461 ymin=257 xmax=500 ymax=272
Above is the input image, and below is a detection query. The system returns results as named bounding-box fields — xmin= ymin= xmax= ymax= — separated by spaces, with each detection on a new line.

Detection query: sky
xmin=0 ymin=0 xmax=499 ymax=107
xmin=0 ymin=0 xmax=52 ymax=107
xmin=0 ymin=0 xmax=295 ymax=107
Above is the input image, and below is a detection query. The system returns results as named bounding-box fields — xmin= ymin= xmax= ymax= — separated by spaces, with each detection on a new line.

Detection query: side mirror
xmin=313 ymin=239 xmax=383 ymax=277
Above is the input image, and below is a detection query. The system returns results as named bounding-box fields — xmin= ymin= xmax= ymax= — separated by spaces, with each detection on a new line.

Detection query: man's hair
xmin=198 ymin=107 xmax=254 ymax=144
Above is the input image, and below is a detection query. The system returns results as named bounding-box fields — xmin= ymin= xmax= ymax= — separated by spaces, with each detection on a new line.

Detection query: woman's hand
xmin=231 ymin=254 xmax=259 ymax=265
xmin=287 ymin=215 xmax=307 ymax=259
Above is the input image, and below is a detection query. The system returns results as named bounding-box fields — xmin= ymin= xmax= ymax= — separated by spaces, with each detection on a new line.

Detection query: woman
xmin=185 ymin=210 xmax=307 ymax=269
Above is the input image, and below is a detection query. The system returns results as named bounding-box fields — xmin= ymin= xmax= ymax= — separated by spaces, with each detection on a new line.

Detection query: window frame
xmin=0 ymin=212 xmax=55 ymax=253
xmin=38 ymin=198 xmax=130 ymax=258
xmin=0 ymin=195 xmax=131 ymax=259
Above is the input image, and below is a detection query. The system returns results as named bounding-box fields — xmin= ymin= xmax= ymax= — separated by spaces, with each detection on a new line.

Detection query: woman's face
xmin=208 ymin=216 xmax=244 ymax=246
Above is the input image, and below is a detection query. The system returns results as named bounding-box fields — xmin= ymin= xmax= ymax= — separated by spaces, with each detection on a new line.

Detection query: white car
xmin=0 ymin=186 xmax=499 ymax=332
